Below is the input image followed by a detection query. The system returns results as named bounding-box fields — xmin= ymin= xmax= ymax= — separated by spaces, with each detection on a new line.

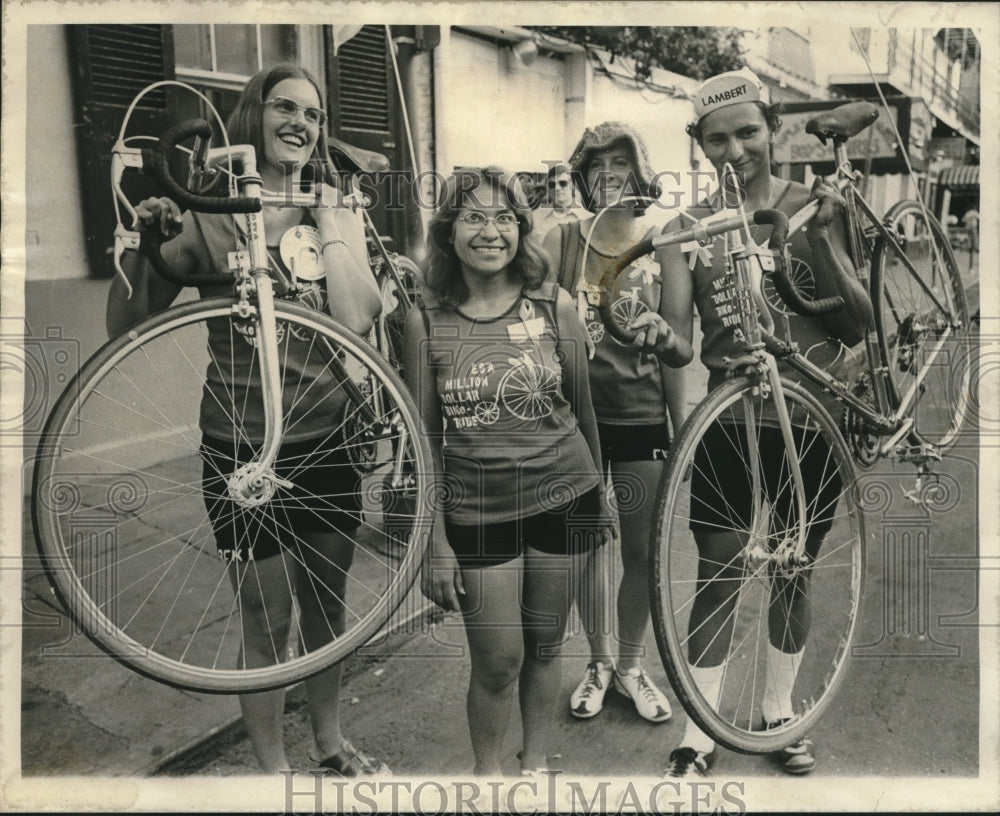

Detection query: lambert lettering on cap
xmin=692 ymin=69 xmax=767 ymax=120
xmin=701 ymin=84 xmax=749 ymax=107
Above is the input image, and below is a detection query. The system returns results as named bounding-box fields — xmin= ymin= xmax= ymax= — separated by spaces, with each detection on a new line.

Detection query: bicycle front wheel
xmin=32 ymin=297 xmax=432 ymax=693
xmin=873 ymin=201 xmax=971 ymax=451
xmin=650 ymin=377 xmax=864 ymax=753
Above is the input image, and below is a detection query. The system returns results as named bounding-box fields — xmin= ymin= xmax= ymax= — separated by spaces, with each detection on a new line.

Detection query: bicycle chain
xmin=840 ymin=373 xmax=881 ymax=469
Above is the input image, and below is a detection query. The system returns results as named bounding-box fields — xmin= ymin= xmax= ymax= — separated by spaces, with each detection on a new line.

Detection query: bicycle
xmin=30 ymin=84 xmax=433 ymax=694
xmin=597 ymin=100 xmax=972 ymax=753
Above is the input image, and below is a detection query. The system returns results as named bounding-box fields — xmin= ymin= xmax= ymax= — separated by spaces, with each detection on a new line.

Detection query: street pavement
xmin=12 ymin=259 xmax=990 ymax=799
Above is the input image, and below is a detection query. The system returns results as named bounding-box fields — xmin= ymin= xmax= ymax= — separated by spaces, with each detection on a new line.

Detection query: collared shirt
xmin=533 ymin=205 xmax=587 ymax=240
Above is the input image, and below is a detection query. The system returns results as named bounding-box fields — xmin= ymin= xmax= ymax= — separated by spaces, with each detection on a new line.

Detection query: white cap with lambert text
xmin=692 ymin=68 xmax=769 ymax=120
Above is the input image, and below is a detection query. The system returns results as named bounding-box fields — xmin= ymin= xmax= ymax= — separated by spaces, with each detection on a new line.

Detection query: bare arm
xmin=313 ymin=186 xmax=381 ymax=337
xmin=806 ymin=183 xmax=875 ymax=346
xmin=555 ymin=287 xmax=602 ymax=476
xmin=106 ymin=197 xmax=187 ymax=339
xmin=402 ymin=305 xmax=464 ymax=612
xmin=627 ymin=219 xmax=696 ymax=368
xmin=542 ymin=227 xmax=563 ymax=286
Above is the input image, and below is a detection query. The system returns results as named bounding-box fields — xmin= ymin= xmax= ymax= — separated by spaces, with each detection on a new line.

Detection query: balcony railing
xmin=887 ymin=31 xmax=980 ymax=136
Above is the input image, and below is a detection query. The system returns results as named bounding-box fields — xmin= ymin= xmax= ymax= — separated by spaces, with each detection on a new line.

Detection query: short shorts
xmin=201 ymin=433 xmax=363 ymax=562
xmin=597 ymin=422 xmax=671 ymax=464
xmin=444 ymin=486 xmax=604 ymax=569
xmin=689 ymin=422 xmax=842 ymax=536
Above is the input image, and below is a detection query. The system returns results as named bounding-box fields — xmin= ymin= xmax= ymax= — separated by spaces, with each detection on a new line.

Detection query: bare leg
xmin=686 ymin=530 xmax=746 ymax=668
xmin=613 ymin=459 xmax=664 ymax=670
xmin=295 ymin=529 xmax=356 ymax=758
xmin=574 ymin=541 xmax=616 ymax=662
xmin=519 ymin=547 xmax=577 ymax=770
xmin=228 ymin=554 xmax=295 ymax=773
xmin=459 ymin=562 xmax=524 ymax=775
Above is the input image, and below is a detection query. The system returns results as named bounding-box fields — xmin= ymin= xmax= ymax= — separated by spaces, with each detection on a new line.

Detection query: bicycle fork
xmin=741 ymin=358 xmax=813 ymax=572
xmin=727 ymin=233 xmax=812 ymax=572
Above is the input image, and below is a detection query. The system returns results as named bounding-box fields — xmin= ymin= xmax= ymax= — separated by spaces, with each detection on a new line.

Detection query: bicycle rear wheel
xmin=32 ymin=297 xmax=432 ymax=693
xmin=873 ymin=201 xmax=971 ymax=451
xmin=650 ymin=377 xmax=864 ymax=753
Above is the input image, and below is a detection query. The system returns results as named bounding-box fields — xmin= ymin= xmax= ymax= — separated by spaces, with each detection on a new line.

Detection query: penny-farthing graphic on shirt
xmin=498 ymin=350 xmax=560 ymax=421
xmin=474 ymin=400 xmax=501 ymax=425
xmin=607 ymin=289 xmax=650 ymax=347
xmin=762 ymin=255 xmax=816 ymax=315
xmin=585 ymin=317 xmax=606 ymax=344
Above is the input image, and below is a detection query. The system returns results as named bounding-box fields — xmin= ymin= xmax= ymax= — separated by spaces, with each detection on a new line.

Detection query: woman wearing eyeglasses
xmin=404 ymin=167 xmax=610 ymax=775
xmin=107 ymin=64 xmax=387 ymax=776
xmin=542 ymin=121 xmax=686 ymax=727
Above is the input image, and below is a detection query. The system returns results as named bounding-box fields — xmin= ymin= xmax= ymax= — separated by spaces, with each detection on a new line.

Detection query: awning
xmin=938 ymin=165 xmax=979 ymax=191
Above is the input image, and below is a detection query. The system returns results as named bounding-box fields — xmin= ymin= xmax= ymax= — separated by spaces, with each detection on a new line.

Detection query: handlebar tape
xmin=139 ymin=230 xmax=233 ymax=288
xmin=596 ymin=237 xmax=656 ymax=345
xmin=753 ymin=209 xmax=844 ymax=317
xmin=140 ymin=119 xmax=262 ymax=215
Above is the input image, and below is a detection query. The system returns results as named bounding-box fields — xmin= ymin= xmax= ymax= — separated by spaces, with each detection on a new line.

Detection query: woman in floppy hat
xmin=653 ymin=68 xmax=874 ymax=780
xmin=543 ymin=122 xmax=686 ymax=727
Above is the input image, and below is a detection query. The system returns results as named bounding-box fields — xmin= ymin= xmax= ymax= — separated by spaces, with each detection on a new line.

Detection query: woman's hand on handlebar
xmin=627 ymin=311 xmax=677 ymax=356
xmin=808 ymin=178 xmax=847 ymax=230
xmin=133 ymin=197 xmax=184 ymax=241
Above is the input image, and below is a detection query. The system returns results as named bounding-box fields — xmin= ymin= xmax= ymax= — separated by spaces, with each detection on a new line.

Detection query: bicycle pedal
xmin=895 ymin=443 xmax=942 ymax=465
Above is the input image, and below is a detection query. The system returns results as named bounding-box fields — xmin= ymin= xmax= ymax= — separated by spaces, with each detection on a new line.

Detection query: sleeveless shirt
xmin=419 ymin=282 xmax=601 ymax=525
xmin=684 ymin=179 xmax=847 ymax=421
xmin=164 ymin=209 xmax=347 ymax=444
xmin=556 ymin=220 xmax=668 ymax=425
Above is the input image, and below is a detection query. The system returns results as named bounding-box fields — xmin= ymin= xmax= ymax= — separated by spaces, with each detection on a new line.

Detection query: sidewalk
xmin=16 ymin=277 xmax=436 ymax=776
xmin=14 ymin=261 xmax=980 ymax=777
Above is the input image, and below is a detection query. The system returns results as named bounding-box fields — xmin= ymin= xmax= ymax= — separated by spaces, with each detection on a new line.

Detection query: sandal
xmin=311 ymin=740 xmax=391 ymax=777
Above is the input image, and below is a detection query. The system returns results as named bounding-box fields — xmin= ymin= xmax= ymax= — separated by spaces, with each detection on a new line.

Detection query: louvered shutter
xmin=69 ymin=25 xmax=175 ymax=277
xmin=328 ymin=25 xmax=406 ymax=251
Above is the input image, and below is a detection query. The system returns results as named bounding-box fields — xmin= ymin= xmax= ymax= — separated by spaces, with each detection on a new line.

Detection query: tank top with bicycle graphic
xmin=556 ymin=220 xmax=668 ymax=425
xmin=181 ymin=209 xmax=347 ymax=444
xmin=685 ymin=179 xmax=849 ymax=422
xmin=419 ymin=283 xmax=601 ymax=525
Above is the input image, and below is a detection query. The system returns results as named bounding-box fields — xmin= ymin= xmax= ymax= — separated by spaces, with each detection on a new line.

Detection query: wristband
xmin=320 ymin=238 xmax=347 ymax=253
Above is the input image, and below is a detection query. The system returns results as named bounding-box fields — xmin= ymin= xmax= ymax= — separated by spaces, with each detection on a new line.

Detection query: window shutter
xmin=69 ymin=25 xmax=175 ymax=277
xmin=335 ymin=26 xmax=392 ymax=134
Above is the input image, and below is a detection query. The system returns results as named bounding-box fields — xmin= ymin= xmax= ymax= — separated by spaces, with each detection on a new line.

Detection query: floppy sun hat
xmin=692 ymin=67 xmax=770 ymax=121
xmin=568 ymin=121 xmax=660 ymax=211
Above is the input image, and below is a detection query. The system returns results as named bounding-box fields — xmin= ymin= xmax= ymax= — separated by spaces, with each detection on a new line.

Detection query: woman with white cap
xmin=543 ymin=122 xmax=686 ymax=727
xmin=652 ymin=68 xmax=874 ymax=779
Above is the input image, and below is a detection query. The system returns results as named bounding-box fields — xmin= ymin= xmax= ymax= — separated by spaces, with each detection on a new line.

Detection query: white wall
xmin=588 ymin=65 xmax=701 ymax=217
xmin=436 ymin=30 xmax=702 ymax=221
xmin=26 ymin=26 xmax=88 ymax=281
xmin=436 ymin=31 xmax=568 ymax=175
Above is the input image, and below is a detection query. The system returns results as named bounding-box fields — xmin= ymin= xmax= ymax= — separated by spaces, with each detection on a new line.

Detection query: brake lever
xmin=110 ymin=141 xmax=149 ymax=300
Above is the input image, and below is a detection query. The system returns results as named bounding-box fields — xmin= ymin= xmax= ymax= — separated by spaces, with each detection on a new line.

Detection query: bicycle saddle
xmin=805 ymin=101 xmax=879 ymax=143
xmin=328 ymin=136 xmax=391 ymax=175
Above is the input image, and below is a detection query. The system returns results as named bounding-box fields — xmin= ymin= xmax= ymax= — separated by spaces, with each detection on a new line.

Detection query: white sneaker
xmin=614 ymin=667 xmax=672 ymax=722
xmin=569 ymin=661 xmax=614 ymax=718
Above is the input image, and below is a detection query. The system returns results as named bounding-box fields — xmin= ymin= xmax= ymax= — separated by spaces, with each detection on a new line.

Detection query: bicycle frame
xmin=110 ymin=136 xmax=403 ymax=502
xmin=821 ymin=140 xmax=958 ymax=444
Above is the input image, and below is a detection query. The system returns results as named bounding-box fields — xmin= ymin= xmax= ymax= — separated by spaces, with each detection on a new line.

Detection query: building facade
xmin=24 ymin=24 xmax=981 ymax=282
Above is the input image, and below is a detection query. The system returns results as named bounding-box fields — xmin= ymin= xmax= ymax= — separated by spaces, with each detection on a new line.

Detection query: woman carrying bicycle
xmin=542 ymin=122 xmax=685 ymax=726
xmin=106 ymin=63 xmax=388 ymax=776
xmin=652 ymin=68 xmax=874 ymax=779
xmin=404 ymin=167 xmax=609 ymax=775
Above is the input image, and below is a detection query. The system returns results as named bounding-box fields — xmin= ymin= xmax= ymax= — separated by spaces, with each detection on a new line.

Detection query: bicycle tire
xmin=650 ymin=376 xmax=864 ymax=753
xmin=872 ymin=201 xmax=971 ymax=451
xmin=32 ymin=297 xmax=432 ymax=693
